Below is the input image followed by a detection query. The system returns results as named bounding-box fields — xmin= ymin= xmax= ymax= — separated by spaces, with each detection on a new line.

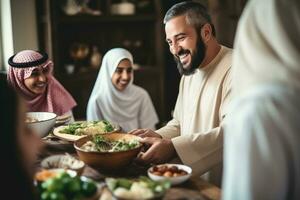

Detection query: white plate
xmin=53 ymin=121 xmax=120 ymax=142
xmin=148 ymin=164 xmax=192 ymax=185
xmin=40 ymin=154 xmax=85 ymax=174
xmin=53 ymin=125 xmax=86 ymax=142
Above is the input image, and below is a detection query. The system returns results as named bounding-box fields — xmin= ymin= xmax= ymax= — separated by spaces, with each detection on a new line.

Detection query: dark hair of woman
xmin=0 ymin=77 xmax=38 ymax=199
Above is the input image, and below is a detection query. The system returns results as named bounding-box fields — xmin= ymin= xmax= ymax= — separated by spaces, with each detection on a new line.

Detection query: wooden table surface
xmin=39 ymin=137 xmax=221 ymax=200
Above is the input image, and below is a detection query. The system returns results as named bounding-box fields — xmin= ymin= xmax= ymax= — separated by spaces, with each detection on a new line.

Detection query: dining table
xmin=38 ymin=134 xmax=222 ymax=200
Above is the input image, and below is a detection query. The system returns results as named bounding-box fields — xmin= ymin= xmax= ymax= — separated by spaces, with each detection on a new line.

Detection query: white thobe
xmin=157 ymin=45 xmax=232 ymax=185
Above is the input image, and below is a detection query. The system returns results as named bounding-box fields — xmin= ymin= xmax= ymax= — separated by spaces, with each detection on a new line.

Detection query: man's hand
xmin=136 ymin=137 xmax=176 ymax=164
xmin=129 ymin=129 xmax=162 ymax=138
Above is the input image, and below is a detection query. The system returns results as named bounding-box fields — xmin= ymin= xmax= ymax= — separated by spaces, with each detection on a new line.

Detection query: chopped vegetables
xmin=36 ymin=171 xmax=97 ymax=200
xmin=59 ymin=120 xmax=114 ymax=136
xmin=81 ymin=135 xmax=140 ymax=152
xmin=106 ymin=176 xmax=170 ymax=200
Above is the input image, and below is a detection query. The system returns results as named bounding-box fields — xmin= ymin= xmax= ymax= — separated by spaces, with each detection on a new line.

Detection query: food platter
xmin=34 ymin=169 xmax=104 ymax=200
xmin=105 ymin=176 xmax=170 ymax=200
xmin=53 ymin=126 xmax=86 ymax=141
xmin=53 ymin=120 xmax=120 ymax=142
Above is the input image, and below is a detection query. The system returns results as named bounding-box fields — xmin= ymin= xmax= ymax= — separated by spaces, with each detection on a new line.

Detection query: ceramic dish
xmin=26 ymin=112 xmax=57 ymax=137
xmin=40 ymin=153 xmax=85 ymax=175
xmin=148 ymin=164 xmax=192 ymax=185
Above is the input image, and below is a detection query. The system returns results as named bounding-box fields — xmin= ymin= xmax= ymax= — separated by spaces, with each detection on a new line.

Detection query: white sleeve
xmin=222 ymin=93 xmax=297 ymax=200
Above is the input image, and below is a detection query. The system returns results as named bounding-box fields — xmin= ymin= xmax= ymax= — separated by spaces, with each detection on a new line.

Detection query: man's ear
xmin=201 ymin=23 xmax=213 ymax=43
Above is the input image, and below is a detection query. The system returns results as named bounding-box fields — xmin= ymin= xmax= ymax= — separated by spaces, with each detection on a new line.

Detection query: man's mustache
xmin=177 ymin=49 xmax=190 ymax=57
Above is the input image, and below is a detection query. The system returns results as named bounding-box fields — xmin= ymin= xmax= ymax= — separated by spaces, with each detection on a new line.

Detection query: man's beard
xmin=174 ymin=38 xmax=206 ymax=76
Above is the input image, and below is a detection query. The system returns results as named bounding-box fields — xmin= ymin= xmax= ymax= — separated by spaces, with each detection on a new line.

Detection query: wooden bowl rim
xmin=74 ymin=133 xmax=142 ymax=154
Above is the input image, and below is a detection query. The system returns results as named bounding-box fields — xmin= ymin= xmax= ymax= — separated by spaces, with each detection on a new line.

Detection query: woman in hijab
xmin=87 ymin=48 xmax=159 ymax=132
xmin=7 ymin=50 xmax=77 ymax=119
xmin=222 ymin=0 xmax=300 ymax=199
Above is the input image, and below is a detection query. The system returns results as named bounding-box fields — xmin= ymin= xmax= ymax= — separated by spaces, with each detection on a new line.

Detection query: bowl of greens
xmin=74 ymin=133 xmax=142 ymax=171
xmin=35 ymin=169 xmax=99 ymax=200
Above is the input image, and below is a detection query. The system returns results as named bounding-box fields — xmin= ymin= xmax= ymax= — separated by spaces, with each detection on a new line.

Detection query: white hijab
xmin=87 ymin=48 xmax=159 ymax=132
xmin=232 ymin=0 xmax=300 ymax=95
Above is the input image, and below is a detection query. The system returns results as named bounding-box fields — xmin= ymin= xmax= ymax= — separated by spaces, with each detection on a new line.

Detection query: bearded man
xmin=130 ymin=1 xmax=232 ymax=186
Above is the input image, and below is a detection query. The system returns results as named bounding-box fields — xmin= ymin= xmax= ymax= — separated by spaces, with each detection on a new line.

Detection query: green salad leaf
xmin=59 ymin=120 xmax=114 ymax=135
xmin=37 ymin=172 xmax=97 ymax=200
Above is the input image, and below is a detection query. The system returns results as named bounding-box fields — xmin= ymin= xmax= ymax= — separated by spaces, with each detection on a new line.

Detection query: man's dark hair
xmin=164 ymin=1 xmax=216 ymax=37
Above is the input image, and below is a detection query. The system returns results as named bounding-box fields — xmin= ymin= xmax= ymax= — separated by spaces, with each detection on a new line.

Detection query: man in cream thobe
xmin=130 ymin=1 xmax=232 ymax=185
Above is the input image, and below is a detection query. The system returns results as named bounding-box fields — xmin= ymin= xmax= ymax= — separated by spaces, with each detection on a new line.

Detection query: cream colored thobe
xmin=157 ymin=45 xmax=232 ymax=185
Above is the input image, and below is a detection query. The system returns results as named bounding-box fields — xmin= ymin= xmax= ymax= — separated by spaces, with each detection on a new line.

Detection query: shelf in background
xmin=57 ymin=14 xmax=157 ymax=24
xmin=55 ymin=66 xmax=163 ymax=81
xmin=39 ymin=0 xmax=165 ymax=120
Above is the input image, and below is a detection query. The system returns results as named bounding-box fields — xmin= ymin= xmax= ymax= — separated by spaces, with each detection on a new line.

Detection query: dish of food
xmin=40 ymin=153 xmax=85 ymax=174
xmin=149 ymin=164 xmax=188 ymax=177
xmin=106 ymin=176 xmax=171 ymax=200
xmin=53 ymin=120 xmax=120 ymax=142
xmin=35 ymin=168 xmax=77 ymax=182
xmin=35 ymin=169 xmax=99 ymax=200
xmin=25 ymin=116 xmax=39 ymax=123
xmin=148 ymin=164 xmax=192 ymax=185
xmin=26 ymin=112 xmax=57 ymax=137
xmin=74 ymin=133 xmax=143 ymax=171
xmin=80 ymin=135 xmax=140 ymax=153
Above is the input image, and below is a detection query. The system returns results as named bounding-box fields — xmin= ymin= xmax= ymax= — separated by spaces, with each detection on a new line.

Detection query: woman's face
xmin=111 ymin=59 xmax=133 ymax=91
xmin=17 ymin=100 xmax=43 ymax=175
xmin=24 ymin=67 xmax=50 ymax=94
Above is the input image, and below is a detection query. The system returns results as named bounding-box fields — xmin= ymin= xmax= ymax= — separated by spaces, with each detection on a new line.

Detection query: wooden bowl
xmin=74 ymin=133 xmax=142 ymax=171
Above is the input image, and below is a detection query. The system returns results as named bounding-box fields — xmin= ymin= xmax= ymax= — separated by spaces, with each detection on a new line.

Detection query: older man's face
xmin=165 ymin=15 xmax=206 ymax=75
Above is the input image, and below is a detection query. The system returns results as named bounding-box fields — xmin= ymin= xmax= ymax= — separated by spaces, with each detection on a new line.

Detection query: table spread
xmin=38 ymin=135 xmax=221 ymax=200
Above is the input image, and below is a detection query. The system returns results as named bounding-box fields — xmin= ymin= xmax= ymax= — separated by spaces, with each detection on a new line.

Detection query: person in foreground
xmin=130 ymin=1 xmax=232 ymax=185
xmin=87 ymin=48 xmax=159 ymax=132
xmin=222 ymin=0 xmax=300 ymax=199
xmin=0 ymin=77 xmax=43 ymax=199
xmin=7 ymin=50 xmax=77 ymax=119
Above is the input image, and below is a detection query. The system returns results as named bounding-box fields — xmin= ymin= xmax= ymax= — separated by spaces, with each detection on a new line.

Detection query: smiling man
xmin=7 ymin=50 xmax=77 ymax=117
xmin=130 ymin=1 xmax=232 ymax=186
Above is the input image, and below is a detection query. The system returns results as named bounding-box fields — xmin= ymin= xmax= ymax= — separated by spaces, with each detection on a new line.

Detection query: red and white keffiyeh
xmin=7 ymin=50 xmax=77 ymax=116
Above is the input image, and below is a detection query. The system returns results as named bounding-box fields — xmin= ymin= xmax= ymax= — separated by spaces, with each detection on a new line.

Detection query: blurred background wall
xmin=1 ymin=0 xmax=248 ymax=124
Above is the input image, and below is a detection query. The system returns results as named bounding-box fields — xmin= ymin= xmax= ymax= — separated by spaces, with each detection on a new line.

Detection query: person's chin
xmin=182 ymin=62 xmax=191 ymax=70
xmin=117 ymin=85 xmax=127 ymax=91
xmin=32 ymin=88 xmax=46 ymax=94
